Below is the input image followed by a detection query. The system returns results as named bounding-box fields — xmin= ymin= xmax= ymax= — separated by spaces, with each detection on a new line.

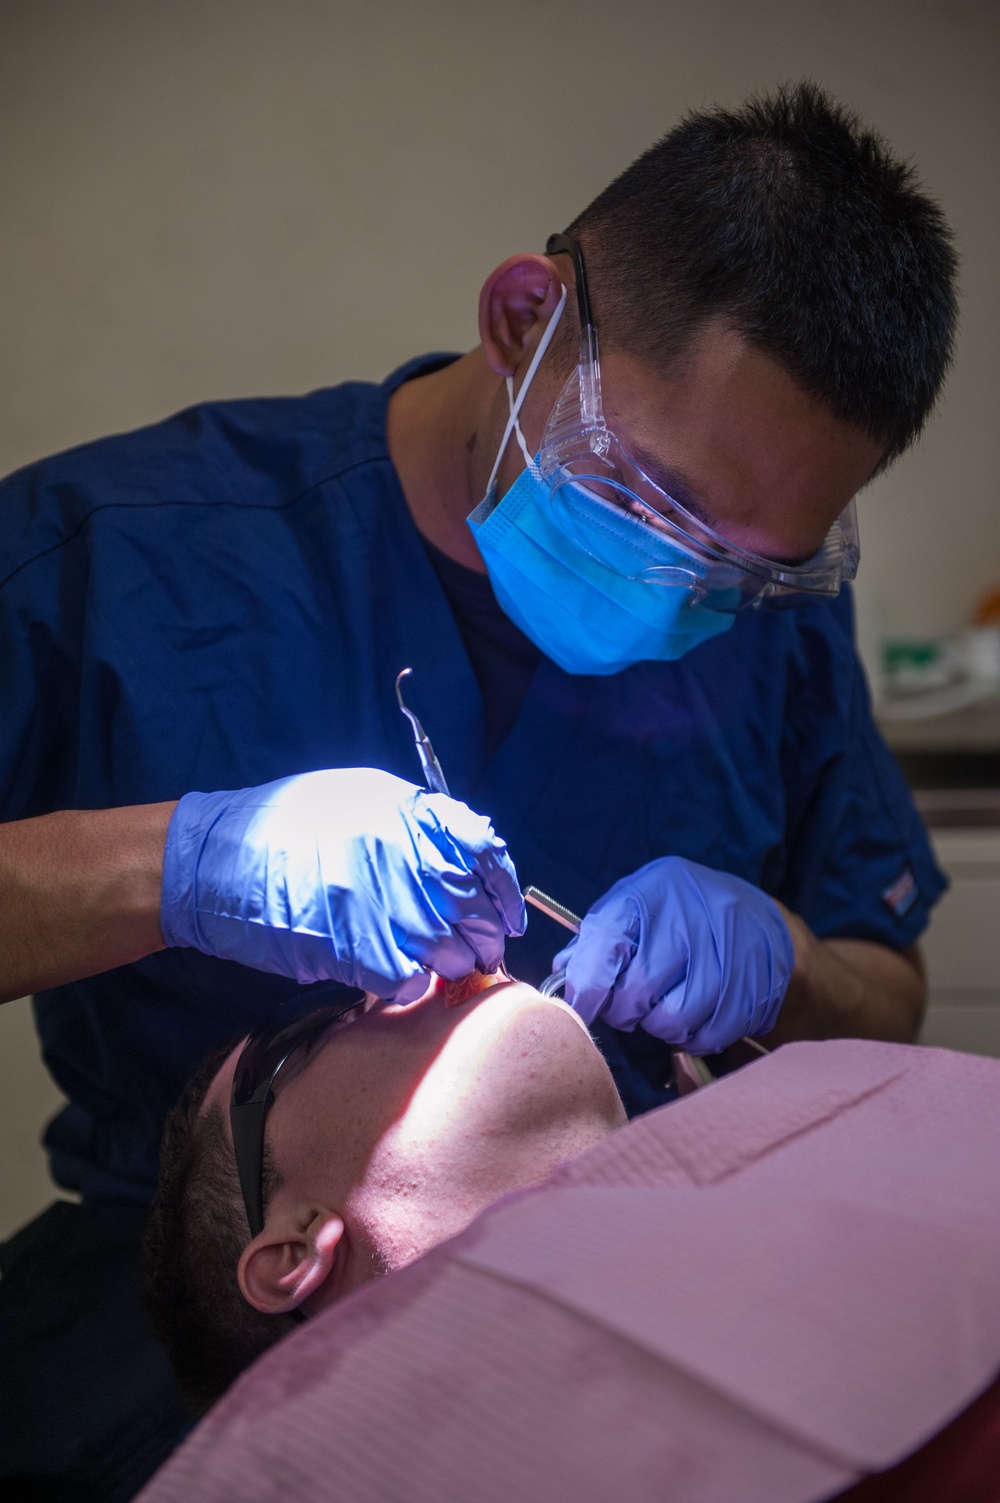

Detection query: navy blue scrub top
xmin=0 ymin=356 xmax=946 ymax=1203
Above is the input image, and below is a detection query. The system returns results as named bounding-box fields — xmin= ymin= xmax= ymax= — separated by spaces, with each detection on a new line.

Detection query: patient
xmin=142 ymin=1028 xmax=1000 ymax=1503
xmin=144 ymin=971 xmax=626 ymax=1411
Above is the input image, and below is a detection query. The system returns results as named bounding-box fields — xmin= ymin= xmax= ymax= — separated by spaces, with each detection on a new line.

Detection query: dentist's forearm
xmin=0 ymin=803 xmax=175 ymax=1003
xmin=763 ymin=904 xmax=927 ymax=1047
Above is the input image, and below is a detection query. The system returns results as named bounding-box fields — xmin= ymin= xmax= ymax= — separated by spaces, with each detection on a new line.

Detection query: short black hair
xmin=567 ymin=82 xmax=957 ymax=464
xmin=143 ymin=1039 xmax=294 ymax=1414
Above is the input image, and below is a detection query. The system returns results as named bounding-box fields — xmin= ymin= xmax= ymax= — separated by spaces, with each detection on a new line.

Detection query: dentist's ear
xmin=237 ymin=1209 xmax=345 ymax=1315
xmin=479 ymin=253 xmax=567 ymax=379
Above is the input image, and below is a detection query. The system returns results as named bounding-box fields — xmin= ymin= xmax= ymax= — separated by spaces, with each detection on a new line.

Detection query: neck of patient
xmin=344 ymin=987 xmax=621 ymax=1288
xmin=353 ymin=1077 xmax=616 ymax=1275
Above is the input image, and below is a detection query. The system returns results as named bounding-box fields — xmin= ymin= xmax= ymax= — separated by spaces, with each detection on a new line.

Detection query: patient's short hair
xmin=143 ymin=1039 xmax=294 ymax=1413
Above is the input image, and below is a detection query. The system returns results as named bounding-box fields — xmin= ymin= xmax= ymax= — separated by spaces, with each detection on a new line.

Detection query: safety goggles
xmin=540 ymin=233 xmax=860 ymax=611
xmin=230 ymin=985 xmax=369 ymax=1241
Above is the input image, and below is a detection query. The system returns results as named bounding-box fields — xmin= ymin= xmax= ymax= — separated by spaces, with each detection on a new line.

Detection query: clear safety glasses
xmin=539 ymin=233 xmax=860 ymax=611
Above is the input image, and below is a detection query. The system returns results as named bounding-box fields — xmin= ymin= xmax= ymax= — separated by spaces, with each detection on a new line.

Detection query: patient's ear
xmin=237 ymin=1209 xmax=345 ymax=1315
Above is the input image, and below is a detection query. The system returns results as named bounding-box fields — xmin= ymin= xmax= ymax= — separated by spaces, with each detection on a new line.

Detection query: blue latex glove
xmin=161 ymin=767 xmax=525 ymax=1000
xmin=553 ymin=857 xmax=794 ymax=1055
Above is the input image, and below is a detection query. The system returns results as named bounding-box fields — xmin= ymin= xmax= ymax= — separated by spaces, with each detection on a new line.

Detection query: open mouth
xmin=442 ymin=964 xmax=511 ymax=1008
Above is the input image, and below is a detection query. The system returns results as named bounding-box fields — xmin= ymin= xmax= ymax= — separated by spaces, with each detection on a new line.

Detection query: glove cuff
xmin=748 ymin=902 xmax=796 ymax=1037
xmin=160 ymin=788 xmax=238 ymax=950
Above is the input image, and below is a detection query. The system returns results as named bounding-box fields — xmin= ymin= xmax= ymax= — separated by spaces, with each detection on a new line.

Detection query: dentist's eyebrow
xmin=627 ymin=442 xmax=719 ymax=528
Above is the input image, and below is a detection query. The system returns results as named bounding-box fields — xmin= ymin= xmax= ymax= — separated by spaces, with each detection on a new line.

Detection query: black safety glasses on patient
xmin=230 ymin=986 xmax=368 ymax=1243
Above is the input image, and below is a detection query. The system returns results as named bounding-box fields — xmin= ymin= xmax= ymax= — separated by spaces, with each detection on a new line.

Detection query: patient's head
xmin=144 ymin=973 xmax=625 ymax=1411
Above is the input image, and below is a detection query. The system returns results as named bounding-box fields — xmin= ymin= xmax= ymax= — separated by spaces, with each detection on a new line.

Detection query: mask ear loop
xmin=484 ymin=282 xmax=568 ymax=496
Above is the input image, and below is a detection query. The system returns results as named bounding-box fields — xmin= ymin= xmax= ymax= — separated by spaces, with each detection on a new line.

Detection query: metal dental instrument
xmin=395 ymin=667 xmax=451 ymax=797
xmin=524 ymin=885 xmax=768 ymax=1091
xmin=523 ymin=886 xmax=584 ymax=934
xmin=397 ymin=667 xmax=499 ymax=977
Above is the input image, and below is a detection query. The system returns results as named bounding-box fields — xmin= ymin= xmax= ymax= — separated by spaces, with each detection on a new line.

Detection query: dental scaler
xmin=395 ymin=667 xmax=451 ymax=797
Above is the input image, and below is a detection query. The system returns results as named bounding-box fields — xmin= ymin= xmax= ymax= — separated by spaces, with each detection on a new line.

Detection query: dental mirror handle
xmin=524 ymin=886 xmax=582 ymax=933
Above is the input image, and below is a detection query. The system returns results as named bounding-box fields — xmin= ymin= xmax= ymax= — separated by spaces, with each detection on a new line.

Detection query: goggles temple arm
xmin=577 ymin=322 xmax=606 ymax=439
xmin=545 ymin=232 xmax=606 ymax=448
xmin=545 ymin=233 xmax=594 ymax=327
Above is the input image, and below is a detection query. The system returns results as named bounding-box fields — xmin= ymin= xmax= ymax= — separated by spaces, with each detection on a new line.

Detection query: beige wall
xmin=0 ymin=998 xmax=70 ymax=1239
xmin=1 ymin=0 xmax=997 ymax=641
xmin=0 ymin=0 xmax=997 ymax=1231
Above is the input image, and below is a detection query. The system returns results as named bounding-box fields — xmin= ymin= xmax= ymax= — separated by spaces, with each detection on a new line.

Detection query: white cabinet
xmin=919 ymin=829 xmax=1000 ymax=1056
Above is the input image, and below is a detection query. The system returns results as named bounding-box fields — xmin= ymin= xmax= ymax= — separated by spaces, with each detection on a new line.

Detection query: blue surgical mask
xmin=467 ymin=289 xmax=735 ymax=676
xmin=469 ymin=463 xmax=735 ymax=676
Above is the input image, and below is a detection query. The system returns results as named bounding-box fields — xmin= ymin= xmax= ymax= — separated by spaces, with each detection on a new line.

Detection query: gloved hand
xmin=554 ymin=857 xmax=794 ymax=1055
xmin=161 ymin=767 xmax=525 ymax=1001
